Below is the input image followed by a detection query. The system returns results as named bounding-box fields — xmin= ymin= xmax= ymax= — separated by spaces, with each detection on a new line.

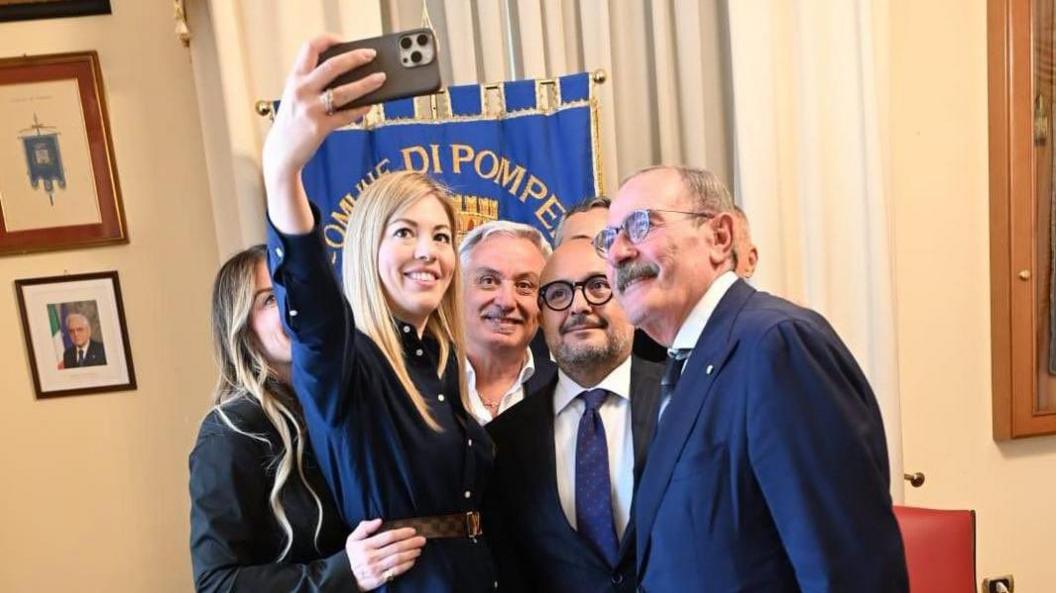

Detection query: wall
xmin=0 ymin=2 xmax=218 ymax=592
xmin=891 ymin=0 xmax=1056 ymax=589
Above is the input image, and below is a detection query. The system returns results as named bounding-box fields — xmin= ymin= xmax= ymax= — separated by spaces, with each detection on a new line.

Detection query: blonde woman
xmin=189 ymin=245 xmax=355 ymax=592
xmin=260 ymin=36 xmax=495 ymax=592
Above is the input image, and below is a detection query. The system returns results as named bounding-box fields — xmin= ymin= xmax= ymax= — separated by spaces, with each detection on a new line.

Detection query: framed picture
xmin=15 ymin=271 xmax=136 ymax=398
xmin=0 ymin=51 xmax=127 ymax=255
xmin=0 ymin=1 xmax=111 ymax=23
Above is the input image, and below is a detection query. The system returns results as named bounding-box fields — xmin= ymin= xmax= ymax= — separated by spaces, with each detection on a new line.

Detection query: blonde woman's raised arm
xmin=262 ymin=35 xmax=386 ymax=234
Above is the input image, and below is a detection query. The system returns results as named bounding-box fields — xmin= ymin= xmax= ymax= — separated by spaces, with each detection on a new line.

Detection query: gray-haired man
xmin=459 ymin=221 xmax=555 ymax=424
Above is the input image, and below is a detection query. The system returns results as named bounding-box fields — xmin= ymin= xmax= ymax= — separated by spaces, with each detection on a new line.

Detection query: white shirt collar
xmin=466 ymin=348 xmax=536 ymax=424
xmin=671 ymin=270 xmax=739 ymax=352
xmin=466 ymin=347 xmax=536 ymax=388
xmin=552 ymin=354 xmax=633 ymax=416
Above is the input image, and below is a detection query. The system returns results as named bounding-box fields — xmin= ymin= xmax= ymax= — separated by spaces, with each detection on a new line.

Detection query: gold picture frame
xmin=0 ymin=51 xmax=127 ymax=255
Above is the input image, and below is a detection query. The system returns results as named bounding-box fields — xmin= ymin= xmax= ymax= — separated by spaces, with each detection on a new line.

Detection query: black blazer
xmin=188 ymin=396 xmax=354 ymax=593
xmin=484 ymin=356 xmax=662 ymax=593
xmin=523 ymin=331 xmax=558 ymax=397
xmin=63 ymin=340 xmax=106 ymax=368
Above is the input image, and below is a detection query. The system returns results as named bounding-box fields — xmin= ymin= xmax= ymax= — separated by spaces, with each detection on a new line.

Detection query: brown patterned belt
xmin=380 ymin=511 xmax=482 ymax=539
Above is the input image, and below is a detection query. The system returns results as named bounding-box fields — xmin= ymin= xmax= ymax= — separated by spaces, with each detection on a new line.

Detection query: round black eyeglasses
xmin=538 ymin=274 xmax=614 ymax=311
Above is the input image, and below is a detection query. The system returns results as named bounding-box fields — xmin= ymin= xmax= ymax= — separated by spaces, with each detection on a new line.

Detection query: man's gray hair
xmin=458 ymin=220 xmax=552 ymax=266
xmin=554 ymin=196 xmax=611 ymax=245
xmin=65 ymin=312 xmax=89 ymax=327
xmin=623 ymin=165 xmax=735 ymax=214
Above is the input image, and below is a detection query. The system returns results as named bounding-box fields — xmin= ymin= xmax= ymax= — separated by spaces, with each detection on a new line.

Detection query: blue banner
xmin=296 ymin=72 xmax=601 ymax=268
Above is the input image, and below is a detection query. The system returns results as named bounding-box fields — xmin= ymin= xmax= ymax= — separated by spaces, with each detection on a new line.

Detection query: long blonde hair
xmin=209 ymin=244 xmax=324 ymax=560
xmin=342 ymin=171 xmax=468 ymax=431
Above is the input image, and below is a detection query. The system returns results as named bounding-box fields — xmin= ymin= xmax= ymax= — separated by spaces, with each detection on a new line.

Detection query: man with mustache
xmin=485 ymin=239 xmax=662 ymax=593
xmin=459 ymin=221 xmax=555 ymax=425
xmin=597 ymin=165 xmax=907 ymax=592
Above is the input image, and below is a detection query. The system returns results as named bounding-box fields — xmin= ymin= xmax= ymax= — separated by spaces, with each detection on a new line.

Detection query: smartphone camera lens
xmin=417 ymin=34 xmax=429 ymax=46
xmin=400 ymin=37 xmax=412 ymax=49
xmin=411 ymin=50 xmax=422 ymax=64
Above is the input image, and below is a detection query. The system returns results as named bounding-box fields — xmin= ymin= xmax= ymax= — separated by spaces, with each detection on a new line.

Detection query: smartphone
xmin=318 ymin=28 xmax=442 ymax=110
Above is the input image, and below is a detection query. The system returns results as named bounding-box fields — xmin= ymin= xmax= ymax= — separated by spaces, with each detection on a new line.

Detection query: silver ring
xmin=384 ymin=568 xmax=395 ymax=583
xmin=321 ymin=88 xmax=335 ymax=116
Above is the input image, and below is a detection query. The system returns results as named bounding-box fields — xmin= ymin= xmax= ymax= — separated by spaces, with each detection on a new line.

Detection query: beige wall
xmin=0 ymin=2 xmax=218 ymax=593
xmin=892 ymin=0 xmax=1056 ymax=589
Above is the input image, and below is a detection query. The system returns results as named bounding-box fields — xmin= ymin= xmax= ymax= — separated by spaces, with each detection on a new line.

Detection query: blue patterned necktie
xmin=575 ymin=388 xmax=618 ymax=566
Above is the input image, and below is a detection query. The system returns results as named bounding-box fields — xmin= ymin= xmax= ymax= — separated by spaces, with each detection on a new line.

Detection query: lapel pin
xmin=705 ymin=364 xmax=714 ymax=375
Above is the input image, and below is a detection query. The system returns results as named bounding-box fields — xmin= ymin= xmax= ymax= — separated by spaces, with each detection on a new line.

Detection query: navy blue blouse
xmin=267 ymin=208 xmax=496 ymax=593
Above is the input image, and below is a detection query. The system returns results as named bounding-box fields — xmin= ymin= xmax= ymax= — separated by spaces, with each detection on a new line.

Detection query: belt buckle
xmin=464 ymin=511 xmax=482 ymax=538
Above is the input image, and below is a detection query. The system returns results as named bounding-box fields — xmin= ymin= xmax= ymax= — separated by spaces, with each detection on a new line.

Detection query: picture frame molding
xmin=0 ymin=50 xmax=128 ymax=255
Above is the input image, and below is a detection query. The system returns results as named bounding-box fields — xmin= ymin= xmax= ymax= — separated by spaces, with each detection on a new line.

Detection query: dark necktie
xmin=76 ymin=348 xmax=84 ymax=366
xmin=575 ymin=388 xmax=618 ymax=566
xmin=660 ymin=349 xmax=691 ymax=405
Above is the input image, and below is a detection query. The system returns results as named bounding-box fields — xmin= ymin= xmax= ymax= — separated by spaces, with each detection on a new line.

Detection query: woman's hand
xmin=345 ymin=518 xmax=427 ymax=591
xmin=262 ymin=34 xmax=386 ymax=234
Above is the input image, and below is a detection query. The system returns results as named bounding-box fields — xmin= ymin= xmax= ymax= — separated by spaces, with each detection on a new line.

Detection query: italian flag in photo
xmin=48 ymin=305 xmax=69 ymax=364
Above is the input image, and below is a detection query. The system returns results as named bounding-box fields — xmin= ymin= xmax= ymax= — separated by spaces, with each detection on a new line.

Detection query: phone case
xmin=319 ymin=28 xmax=442 ymax=110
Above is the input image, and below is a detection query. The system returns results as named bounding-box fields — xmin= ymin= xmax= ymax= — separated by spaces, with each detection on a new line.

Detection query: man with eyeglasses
xmin=484 ymin=238 xmax=662 ymax=593
xmin=597 ymin=165 xmax=907 ymax=592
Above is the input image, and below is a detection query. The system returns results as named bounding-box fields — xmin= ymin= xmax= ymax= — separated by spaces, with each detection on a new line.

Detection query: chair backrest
xmin=892 ymin=505 xmax=976 ymax=593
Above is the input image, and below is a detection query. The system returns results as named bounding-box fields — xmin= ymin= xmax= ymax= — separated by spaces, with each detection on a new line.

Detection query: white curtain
xmin=727 ymin=0 xmax=904 ymax=500
xmin=185 ymin=0 xmax=384 ymax=259
xmin=382 ymin=0 xmax=733 ymax=194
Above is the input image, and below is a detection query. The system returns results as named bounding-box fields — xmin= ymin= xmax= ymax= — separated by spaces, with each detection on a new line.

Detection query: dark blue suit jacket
xmin=635 ymin=279 xmax=908 ymax=593
xmin=486 ymin=356 xmax=662 ymax=593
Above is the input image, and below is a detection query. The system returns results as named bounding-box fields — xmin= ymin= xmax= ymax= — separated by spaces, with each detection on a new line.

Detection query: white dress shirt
xmin=658 ymin=270 xmax=739 ymax=419
xmin=466 ymin=348 xmax=536 ymax=426
xmin=552 ymin=355 xmax=634 ymax=539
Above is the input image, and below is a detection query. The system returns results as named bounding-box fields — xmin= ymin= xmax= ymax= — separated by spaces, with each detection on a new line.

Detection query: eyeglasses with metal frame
xmin=538 ymin=274 xmax=614 ymax=311
xmin=592 ymin=208 xmax=714 ymax=257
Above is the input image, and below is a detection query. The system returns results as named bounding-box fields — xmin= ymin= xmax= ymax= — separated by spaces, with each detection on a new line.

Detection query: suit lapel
xmin=526 ymin=379 xmax=567 ymax=533
xmin=629 ymin=356 xmax=663 ymax=482
xmin=634 ymin=279 xmax=755 ymax=572
xmin=612 ymin=357 xmax=660 ymax=565
xmin=522 ymin=376 xmax=596 ymax=555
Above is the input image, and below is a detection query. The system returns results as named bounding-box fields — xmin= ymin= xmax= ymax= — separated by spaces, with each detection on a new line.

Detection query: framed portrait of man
xmin=15 ymin=270 xmax=135 ymax=398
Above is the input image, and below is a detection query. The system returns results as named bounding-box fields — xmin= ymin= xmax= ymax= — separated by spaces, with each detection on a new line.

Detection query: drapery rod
xmin=254 ymin=68 xmax=608 ymax=117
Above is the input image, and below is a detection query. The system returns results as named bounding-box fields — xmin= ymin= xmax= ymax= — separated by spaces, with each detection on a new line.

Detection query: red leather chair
xmin=892 ymin=505 xmax=976 ymax=593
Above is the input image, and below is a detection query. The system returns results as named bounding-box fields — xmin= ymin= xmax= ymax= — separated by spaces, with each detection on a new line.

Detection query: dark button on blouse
xmin=266 ymin=206 xmax=495 ymax=593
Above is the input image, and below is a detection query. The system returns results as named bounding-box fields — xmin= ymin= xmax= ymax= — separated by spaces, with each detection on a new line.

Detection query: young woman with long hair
xmin=189 ymin=245 xmax=356 ymax=592
xmin=259 ymin=36 xmax=494 ymax=592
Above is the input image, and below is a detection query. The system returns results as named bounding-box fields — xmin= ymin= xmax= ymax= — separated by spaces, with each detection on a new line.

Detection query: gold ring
xmin=321 ymin=88 xmax=335 ymax=116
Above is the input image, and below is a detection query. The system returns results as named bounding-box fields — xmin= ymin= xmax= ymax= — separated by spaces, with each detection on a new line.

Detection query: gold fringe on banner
xmin=253 ymin=69 xmax=608 ymax=192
